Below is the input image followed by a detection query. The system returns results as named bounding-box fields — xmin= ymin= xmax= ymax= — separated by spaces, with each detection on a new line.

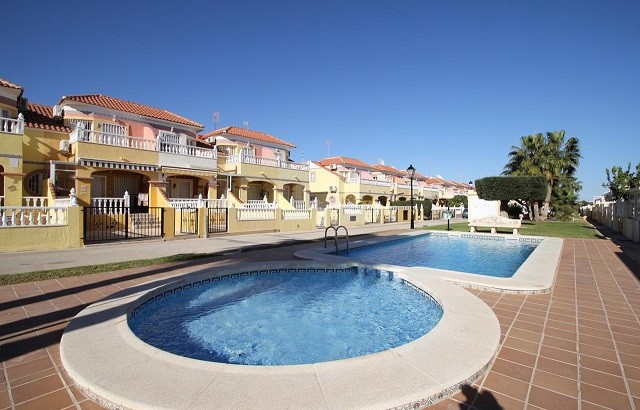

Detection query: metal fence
xmin=208 ymin=206 xmax=228 ymax=233
xmin=83 ymin=207 xmax=163 ymax=243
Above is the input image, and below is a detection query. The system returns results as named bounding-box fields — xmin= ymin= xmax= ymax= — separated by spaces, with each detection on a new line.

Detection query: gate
xmin=179 ymin=208 xmax=198 ymax=235
xmin=207 ymin=205 xmax=228 ymax=233
xmin=83 ymin=207 xmax=164 ymax=243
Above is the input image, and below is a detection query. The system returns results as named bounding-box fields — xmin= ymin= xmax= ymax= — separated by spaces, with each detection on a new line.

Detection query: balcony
xmin=345 ymin=176 xmax=391 ymax=188
xmin=69 ymin=127 xmax=216 ymax=169
xmin=0 ymin=114 xmax=24 ymax=134
xmin=226 ymin=153 xmax=308 ymax=171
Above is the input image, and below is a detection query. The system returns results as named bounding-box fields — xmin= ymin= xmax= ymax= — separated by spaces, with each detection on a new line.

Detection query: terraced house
xmin=1 ymin=78 xmax=471 ymax=251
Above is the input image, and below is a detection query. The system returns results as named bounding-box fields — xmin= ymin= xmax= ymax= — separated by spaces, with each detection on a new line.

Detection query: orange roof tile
xmin=371 ymin=163 xmax=407 ymax=176
xmin=202 ymin=126 xmax=295 ymax=148
xmin=59 ymin=94 xmax=203 ymax=128
xmin=318 ymin=156 xmax=374 ymax=170
xmin=23 ymin=103 xmax=71 ymax=133
xmin=0 ymin=78 xmax=23 ymax=90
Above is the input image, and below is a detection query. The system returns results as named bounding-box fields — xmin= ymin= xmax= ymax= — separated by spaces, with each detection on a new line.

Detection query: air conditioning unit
xmin=329 ymin=164 xmax=337 ymax=171
xmin=52 ymin=104 xmax=63 ymax=119
xmin=59 ymin=140 xmax=70 ymax=153
xmin=18 ymin=97 xmax=28 ymax=110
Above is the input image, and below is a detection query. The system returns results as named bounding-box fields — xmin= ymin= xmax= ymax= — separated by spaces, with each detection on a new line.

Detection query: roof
xmin=59 ymin=94 xmax=203 ymax=128
xmin=0 ymin=78 xmax=23 ymax=90
xmin=23 ymin=103 xmax=71 ymax=133
xmin=201 ymin=126 xmax=296 ymax=148
xmin=371 ymin=163 xmax=406 ymax=176
xmin=310 ymin=161 xmax=345 ymax=180
xmin=318 ymin=156 xmax=374 ymax=170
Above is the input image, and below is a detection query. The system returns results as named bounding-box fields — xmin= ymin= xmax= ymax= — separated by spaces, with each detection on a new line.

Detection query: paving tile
xmin=531 ymin=369 xmax=579 ymax=397
xmin=580 ymin=355 xmax=623 ymax=377
xmin=4 ymin=356 xmax=54 ymax=382
xmin=579 ymin=343 xmax=619 ymax=362
xmin=579 ymin=334 xmax=616 ymax=350
xmin=581 ymin=368 xmax=628 ymax=394
xmin=536 ymin=356 xmax=578 ymax=380
xmin=10 ymin=373 xmax=64 ymax=405
xmin=481 ymin=372 xmax=529 ymax=401
xmin=528 ymin=385 xmax=578 ymax=410
xmin=503 ymin=335 xmax=540 ymax=355
xmin=0 ymin=388 xmax=11 ymax=409
xmin=542 ymin=335 xmax=576 ymax=352
xmin=489 ymin=358 xmax=533 ymax=383
xmin=580 ymin=382 xmax=633 ymax=410
xmin=627 ymin=378 xmax=640 ymax=399
xmin=508 ymin=327 xmax=542 ymax=343
xmin=497 ymin=346 xmax=537 ymax=368
xmin=540 ymin=345 xmax=577 ymax=365
xmin=623 ymin=364 xmax=640 ymax=382
xmin=14 ymin=387 xmax=74 ymax=410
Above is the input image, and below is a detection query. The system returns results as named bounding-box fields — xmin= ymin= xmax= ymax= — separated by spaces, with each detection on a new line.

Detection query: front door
xmin=91 ymin=176 xmax=107 ymax=197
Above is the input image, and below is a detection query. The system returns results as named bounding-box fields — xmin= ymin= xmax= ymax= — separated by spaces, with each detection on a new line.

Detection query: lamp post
xmin=407 ymin=164 xmax=416 ymax=229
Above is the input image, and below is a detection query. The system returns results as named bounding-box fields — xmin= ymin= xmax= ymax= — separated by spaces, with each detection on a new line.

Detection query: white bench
xmin=469 ymin=215 xmax=523 ymax=235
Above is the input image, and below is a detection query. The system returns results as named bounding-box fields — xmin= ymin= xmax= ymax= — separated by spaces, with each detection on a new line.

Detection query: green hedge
xmin=391 ymin=200 xmax=433 ymax=217
xmin=475 ymin=176 xmax=546 ymax=201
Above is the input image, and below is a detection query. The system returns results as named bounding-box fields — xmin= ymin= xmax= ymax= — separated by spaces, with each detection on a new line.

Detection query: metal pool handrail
xmin=324 ymin=225 xmax=349 ymax=254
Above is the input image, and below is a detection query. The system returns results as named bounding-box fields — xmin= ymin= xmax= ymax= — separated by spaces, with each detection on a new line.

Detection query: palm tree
xmin=503 ymin=130 xmax=581 ymax=221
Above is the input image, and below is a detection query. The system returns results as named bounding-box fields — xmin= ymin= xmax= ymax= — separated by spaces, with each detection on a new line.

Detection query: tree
xmin=603 ymin=163 xmax=640 ymax=200
xmin=503 ymin=130 xmax=581 ymax=220
xmin=475 ymin=176 xmax=546 ymax=220
xmin=449 ymin=195 xmax=468 ymax=208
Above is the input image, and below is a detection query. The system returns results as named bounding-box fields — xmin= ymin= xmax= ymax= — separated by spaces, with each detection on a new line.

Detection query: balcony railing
xmin=344 ymin=175 xmax=391 ymax=187
xmin=158 ymin=141 xmax=216 ymax=158
xmin=226 ymin=153 xmax=308 ymax=171
xmin=69 ymin=127 xmax=216 ymax=158
xmin=0 ymin=114 xmax=24 ymax=134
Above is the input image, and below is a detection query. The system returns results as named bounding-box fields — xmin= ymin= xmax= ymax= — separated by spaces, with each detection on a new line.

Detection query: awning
xmin=80 ymin=158 xmax=157 ymax=172
xmin=161 ymin=166 xmax=217 ymax=179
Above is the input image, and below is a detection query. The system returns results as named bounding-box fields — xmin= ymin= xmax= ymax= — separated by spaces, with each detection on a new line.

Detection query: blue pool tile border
xmin=129 ymin=266 xmax=439 ymax=320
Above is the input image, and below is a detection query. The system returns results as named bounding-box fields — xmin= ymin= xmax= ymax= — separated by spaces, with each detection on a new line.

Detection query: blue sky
xmin=3 ymin=0 xmax=638 ymax=201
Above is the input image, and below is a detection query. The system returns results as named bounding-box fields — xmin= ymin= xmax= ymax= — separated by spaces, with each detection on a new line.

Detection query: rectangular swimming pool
xmin=341 ymin=233 xmax=540 ymax=278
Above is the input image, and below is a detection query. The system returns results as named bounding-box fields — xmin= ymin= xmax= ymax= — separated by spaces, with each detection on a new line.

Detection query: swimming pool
xmin=341 ymin=233 xmax=538 ymax=278
xmin=61 ymin=260 xmax=501 ymax=409
xmin=128 ymin=267 xmax=443 ymax=365
xmin=296 ymin=232 xmax=562 ymax=293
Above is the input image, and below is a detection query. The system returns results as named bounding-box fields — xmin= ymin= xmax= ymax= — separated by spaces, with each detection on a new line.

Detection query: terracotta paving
xmin=1 ymin=231 xmax=639 ymax=409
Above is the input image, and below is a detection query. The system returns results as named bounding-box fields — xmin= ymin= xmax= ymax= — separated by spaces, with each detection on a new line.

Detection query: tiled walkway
xmin=1 ymin=233 xmax=639 ymax=409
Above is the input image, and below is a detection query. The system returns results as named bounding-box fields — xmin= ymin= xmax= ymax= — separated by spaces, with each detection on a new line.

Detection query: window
xmin=25 ymin=170 xmax=47 ymax=196
xmin=241 ymin=147 xmax=254 ymax=157
xmin=1 ymin=109 xmax=9 ymax=119
xmin=310 ymin=171 xmax=316 ymax=182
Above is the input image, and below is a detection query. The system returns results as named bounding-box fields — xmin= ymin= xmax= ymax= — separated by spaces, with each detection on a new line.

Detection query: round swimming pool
xmin=128 ymin=267 xmax=443 ymax=365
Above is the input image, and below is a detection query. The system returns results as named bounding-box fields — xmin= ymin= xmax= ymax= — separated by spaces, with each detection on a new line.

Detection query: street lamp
xmin=407 ymin=164 xmax=416 ymax=229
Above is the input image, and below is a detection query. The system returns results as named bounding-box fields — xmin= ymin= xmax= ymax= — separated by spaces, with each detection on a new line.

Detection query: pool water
xmin=128 ymin=268 xmax=442 ymax=366
xmin=344 ymin=234 xmax=538 ymax=278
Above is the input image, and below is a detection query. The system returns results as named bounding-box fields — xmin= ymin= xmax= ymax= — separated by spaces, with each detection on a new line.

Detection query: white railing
xmin=342 ymin=204 xmax=363 ymax=215
xmin=346 ymin=176 xmax=360 ymax=184
xmin=92 ymin=195 xmax=130 ymax=214
xmin=54 ymin=198 xmax=72 ymax=207
xmin=158 ymin=141 xmax=216 ymax=158
xmin=242 ymin=197 xmax=277 ymax=209
xmin=23 ymin=197 xmax=48 ymax=207
xmin=169 ymin=198 xmax=201 ymax=208
xmin=0 ymin=207 xmax=68 ymax=227
xmin=205 ymin=197 xmax=227 ymax=208
xmin=237 ymin=208 xmax=276 ymax=220
xmin=226 ymin=153 xmax=308 ymax=171
xmin=0 ymin=113 xmax=24 ymax=134
xmin=69 ymin=125 xmax=215 ymax=158
xmin=282 ymin=209 xmax=311 ymax=220
xmin=360 ymin=179 xmax=391 ymax=187
xmin=289 ymin=196 xmax=306 ymax=210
